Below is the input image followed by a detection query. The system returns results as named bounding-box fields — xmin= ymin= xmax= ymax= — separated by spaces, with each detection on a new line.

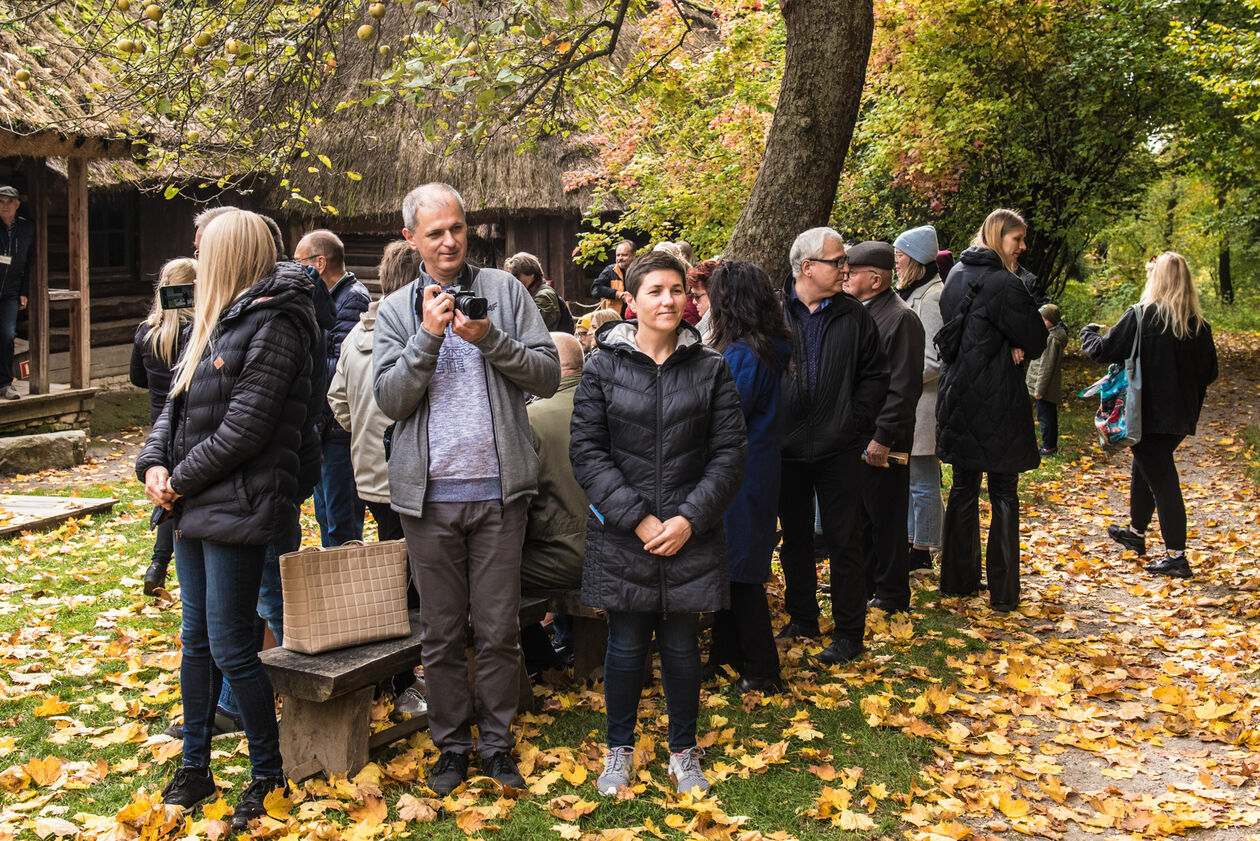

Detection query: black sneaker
xmin=426 ymin=751 xmax=470 ymax=796
xmin=868 ymin=597 xmax=909 ymax=614
xmin=161 ymin=766 xmax=217 ymax=810
xmin=482 ymin=751 xmax=526 ymax=788
xmin=908 ymin=547 xmax=933 ymax=572
xmin=775 ymin=621 xmax=821 ymax=641
xmin=163 ymin=706 xmax=243 ymax=741
xmin=815 ymin=638 xmax=865 ymax=666
xmin=230 ymin=775 xmax=289 ymax=831
xmin=143 ymin=560 xmax=169 ymax=596
xmin=1144 ymin=554 xmax=1191 ymax=579
xmin=1108 ymin=524 xmax=1146 ymax=556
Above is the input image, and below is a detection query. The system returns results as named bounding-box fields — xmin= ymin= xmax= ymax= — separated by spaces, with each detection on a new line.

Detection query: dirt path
xmin=909 ymin=337 xmax=1260 ymax=840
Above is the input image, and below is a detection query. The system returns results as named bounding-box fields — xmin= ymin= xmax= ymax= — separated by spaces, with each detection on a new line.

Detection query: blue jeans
xmin=907 ymin=455 xmax=943 ymax=550
xmin=1036 ymin=399 xmax=1058 ymax=451
xmin=0 ymin=296 xmax=18 ymax=387
xmin=175 ymin=538 xmax=282 ymax=776
xmin=605 ymin=611 xmax=700 ymax=754
xmin=313 ymin=438 xmax=364 ymax=547
xmin=219 ymin=516 xmax=298 ymax=716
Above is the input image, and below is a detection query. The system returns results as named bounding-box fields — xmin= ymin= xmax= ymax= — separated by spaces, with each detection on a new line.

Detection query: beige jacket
xmin=328 ymin=303 xmax=391 ymax=504
xmin=904 ymin=277 xmax=944 ymax=456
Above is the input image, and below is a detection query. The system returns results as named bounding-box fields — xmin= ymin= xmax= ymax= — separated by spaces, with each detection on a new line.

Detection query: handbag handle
xmin=1128 ymin=304 xmax=1144 ymax=361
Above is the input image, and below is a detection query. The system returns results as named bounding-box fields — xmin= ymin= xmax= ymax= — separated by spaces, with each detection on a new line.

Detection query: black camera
xmin=159 ymin=283 xmax=195 ymax=310
xmin=451 ymin=285 xmax=488 ymax=320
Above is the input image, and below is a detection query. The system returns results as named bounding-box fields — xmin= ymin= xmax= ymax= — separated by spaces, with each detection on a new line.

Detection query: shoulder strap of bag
xmin=1129 ymin=304 xmax=1144 ymax=360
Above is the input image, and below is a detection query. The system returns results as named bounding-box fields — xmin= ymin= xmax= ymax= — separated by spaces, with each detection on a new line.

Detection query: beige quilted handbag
xmin=279 ymin=539 xmax=411 ymax=654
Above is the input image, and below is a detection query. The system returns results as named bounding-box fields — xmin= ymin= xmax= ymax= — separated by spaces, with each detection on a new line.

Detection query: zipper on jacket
xmin=655 ymin=363 xmax=668 ymax=617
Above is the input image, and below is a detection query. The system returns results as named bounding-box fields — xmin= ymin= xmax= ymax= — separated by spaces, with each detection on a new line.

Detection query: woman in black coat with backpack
xmin=136 ymin=210 xmax=319 ymax=829
xmin=936 ymin=209 xmax=1048 ymax=613
xmin=570 ymin=250 xmax=746 ymax=798
xmin=1081 ymin=251 xmax=1217 ymax=579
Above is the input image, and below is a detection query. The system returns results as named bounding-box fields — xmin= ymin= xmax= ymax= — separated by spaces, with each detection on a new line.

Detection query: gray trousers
xmin=399 ymin=499 xmax=526 ymax=755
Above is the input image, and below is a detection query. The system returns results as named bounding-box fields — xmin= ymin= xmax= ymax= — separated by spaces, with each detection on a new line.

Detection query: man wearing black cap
xmin=0 ymin=186 xmax=29 ymax=401
xmin=843 ymin=241 xmax=924 ymax=613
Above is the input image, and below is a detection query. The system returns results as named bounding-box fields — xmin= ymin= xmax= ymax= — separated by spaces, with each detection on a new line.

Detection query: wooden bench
xmin=261 ymin=596 xmax=549 ymax=781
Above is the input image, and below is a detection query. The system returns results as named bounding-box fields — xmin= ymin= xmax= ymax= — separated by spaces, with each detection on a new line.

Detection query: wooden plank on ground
xmin=0 ymin=495 xmax=117 ymax=538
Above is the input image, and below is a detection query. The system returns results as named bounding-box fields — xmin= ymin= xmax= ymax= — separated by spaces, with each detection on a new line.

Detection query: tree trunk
xmin=723 ymin=0 xmax=874 ymax=283
xmin=1217 ymin=194 xmax=1233 ymax=305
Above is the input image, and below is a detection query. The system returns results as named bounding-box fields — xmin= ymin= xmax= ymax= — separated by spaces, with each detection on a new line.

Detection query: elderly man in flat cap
xmin=0 ymin=186 xmax=29 ymax=400
xmin=843 ymin=241 xmax=925 ymax=614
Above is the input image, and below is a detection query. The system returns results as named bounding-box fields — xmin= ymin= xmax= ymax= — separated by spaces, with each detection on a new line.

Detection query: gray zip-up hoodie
xmin=372 ymin=265 xmax=561 ymax=518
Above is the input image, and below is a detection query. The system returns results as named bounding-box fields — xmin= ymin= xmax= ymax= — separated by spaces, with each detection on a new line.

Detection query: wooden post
xmin=67 ymin=159 xmax=90 ymax=389
xmin=27 ymin=161 xmax=49 ymax=396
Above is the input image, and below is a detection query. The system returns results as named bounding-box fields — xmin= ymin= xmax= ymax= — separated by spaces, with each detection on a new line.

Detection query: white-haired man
xmin=373 ymin=183 xmax=560 ymax=795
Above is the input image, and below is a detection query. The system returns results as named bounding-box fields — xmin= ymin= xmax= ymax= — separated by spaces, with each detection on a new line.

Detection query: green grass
xmin=0 ymin=462 xmax=988 ymax=840
xmin=90 ymin=389 xmax=150 ymax=438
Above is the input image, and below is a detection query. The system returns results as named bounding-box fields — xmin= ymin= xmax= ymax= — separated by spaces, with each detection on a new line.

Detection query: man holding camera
xmin=373 ymin=183 xmax=560 ymax=795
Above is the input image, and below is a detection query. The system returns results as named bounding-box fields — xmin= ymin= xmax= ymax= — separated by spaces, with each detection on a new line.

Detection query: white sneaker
xmin=668 ymin=747 xmax=709 ymax=795
xmin=393 ymin=686 xmax=427 ymax=718
xmin=596 ymin=746 xmax=634 ymax=795
xmin=2 ymin=385 xmax=18 ymax=400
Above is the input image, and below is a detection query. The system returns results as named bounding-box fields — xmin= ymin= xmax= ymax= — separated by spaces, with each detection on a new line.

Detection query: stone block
xmin=0 ymin=430 xmax=88 ymax=475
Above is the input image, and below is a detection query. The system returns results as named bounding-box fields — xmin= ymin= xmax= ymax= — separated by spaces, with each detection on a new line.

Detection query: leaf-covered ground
xmin=2 ymin=336 xmax=1259 ymax=841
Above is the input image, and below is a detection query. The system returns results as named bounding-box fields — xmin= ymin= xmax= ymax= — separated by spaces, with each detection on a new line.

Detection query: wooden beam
xmin=67 ymin=159 xmax=91 ymax=389
xmin=27 ymin=161 xmax=49 ymax=396
xmin=0 ymin=131 xmax=136 ymax=160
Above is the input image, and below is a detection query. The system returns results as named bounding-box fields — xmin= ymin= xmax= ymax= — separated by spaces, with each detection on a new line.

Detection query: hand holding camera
xmin=419 ymin=282 xmax=489 ymax=340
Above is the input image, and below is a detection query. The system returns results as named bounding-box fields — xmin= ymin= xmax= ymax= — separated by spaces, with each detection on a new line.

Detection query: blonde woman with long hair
xmin=130 ymin=257 xmax=196 ymax=596
xmin=1082 ymin=252 xmax=1218 ymax=579
xmin=136 ymin=210 xmax=320 ymax=827
xmin=935 ymin=209 xmax=1048 ymax=613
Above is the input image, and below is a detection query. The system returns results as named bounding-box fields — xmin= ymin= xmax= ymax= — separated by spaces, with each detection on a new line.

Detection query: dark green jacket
xmin=521 ymin=372 xmax=587 ymax=590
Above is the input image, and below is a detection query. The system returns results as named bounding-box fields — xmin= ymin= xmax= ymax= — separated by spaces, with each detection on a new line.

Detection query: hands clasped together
xmin=635 ymin=514 xmax=692 ymax=557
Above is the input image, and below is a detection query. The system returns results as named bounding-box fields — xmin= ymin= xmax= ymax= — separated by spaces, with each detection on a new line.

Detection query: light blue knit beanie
xmin=893 ymin=225 xmax=939 ymax=267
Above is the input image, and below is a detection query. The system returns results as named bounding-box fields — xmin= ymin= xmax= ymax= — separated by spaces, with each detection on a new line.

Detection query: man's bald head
xmin=551 ymin=332 xmax=584 ymax=377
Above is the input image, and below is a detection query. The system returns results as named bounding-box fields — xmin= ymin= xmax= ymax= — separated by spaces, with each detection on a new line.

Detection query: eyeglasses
xmin=295 ymin=254 xmax=323 ymax=265
xmin=810 ymin=256 xmax=848 ymax=268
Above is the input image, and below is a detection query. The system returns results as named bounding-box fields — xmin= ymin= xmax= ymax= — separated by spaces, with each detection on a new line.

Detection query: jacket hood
xmin=222 ymin=261 xmax=321 ymax=343
xmin=595 ymin=319 xmax=704 ymax=361
xmin=959 ymin=246 xmax=1007 ymax=270
xmin=352 ymin=303 xmax=379 ymax=353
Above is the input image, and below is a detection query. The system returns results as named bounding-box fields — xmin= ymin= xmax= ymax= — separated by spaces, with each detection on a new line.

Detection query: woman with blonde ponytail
xmin=136 ymin=210 xmax=320 ymax=828
xmin=130 ymin=257 xmax=196 ymax=596
xmin=935 ymin=209 xmax=1048 ymax=613
xmin=1082 ymin=252 xmax=1218 ymax=579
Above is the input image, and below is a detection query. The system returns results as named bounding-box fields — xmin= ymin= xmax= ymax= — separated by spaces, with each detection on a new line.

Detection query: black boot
xmin=143 ymin=559 xmax=170 ymax=596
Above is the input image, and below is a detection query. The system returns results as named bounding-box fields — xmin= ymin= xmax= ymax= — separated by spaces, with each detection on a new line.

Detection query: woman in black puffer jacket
xmin=570 ymin=250 xmax=746 ymax=798
xmin=130 ymin=257 xmax=195 ymax=596
xmin=135 ymin=210 xmax=319 ymax=828
xmin=936 ymin=209 xmax=1048 ymax=613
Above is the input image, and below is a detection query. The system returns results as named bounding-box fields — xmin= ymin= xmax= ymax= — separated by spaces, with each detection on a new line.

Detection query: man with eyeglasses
xmin=842 ymin=242 xmax=924 ymax=616
xmin=294 ymin=229 xmax=371 ymax=547
xmin=776 ymin=227 xmax=889 ymax=666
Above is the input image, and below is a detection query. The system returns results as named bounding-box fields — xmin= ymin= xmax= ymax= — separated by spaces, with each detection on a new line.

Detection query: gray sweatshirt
xmin=372 ymin=265 xmax=561 ymax=518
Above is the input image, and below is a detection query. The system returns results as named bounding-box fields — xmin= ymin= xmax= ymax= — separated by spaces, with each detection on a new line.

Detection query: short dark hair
xmin=378 ymin=240 xmax=422 ymax=297
xmin=624 ymin=250 xmax=687 ymax=298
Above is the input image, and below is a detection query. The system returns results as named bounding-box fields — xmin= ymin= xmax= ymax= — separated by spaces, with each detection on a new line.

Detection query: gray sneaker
xmin=596 ymin=746 xmax=634 ymax=796
xmin=1 ymin=385 xmax=18 ymax=400
xmin=668 ymin=747 xmax=709 ymax=795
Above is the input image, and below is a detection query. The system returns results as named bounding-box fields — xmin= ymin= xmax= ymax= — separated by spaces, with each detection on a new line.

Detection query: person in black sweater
xmin=1081 ymin=252 xmax=1218 ymax=579
xmin=137 ymin=210 xmax=319 ymax=829
xmin=129 ymin=258 xmax=195 ymax=595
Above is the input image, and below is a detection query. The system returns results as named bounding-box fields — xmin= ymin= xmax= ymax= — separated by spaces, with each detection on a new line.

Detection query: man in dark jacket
xmin=777 ymin=227 xmax=889 ymax=665
xmin=296 ymin=230 xmax=371 ymax=547
xmin=590 ymin=240 xmax=635 ymax=315
xmin=0 ymin=186 xmax=30 ymax=400
xmin=842 ymin=242 xmax=924 ymax=614
xmin=374 ymin=183 xmax=560 ymax=795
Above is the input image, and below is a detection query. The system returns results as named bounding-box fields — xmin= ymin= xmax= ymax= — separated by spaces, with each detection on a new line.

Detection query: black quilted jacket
xmin=935 ymin=247 xmax=1049 ymax=473
xmin=569 ymin=321 xmax=747 ymax=613
xmin=136 ymin=263 xmax=321 ymax=545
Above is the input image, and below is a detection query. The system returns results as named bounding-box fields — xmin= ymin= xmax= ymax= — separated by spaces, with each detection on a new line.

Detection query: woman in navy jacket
xmin=136 ymin=210 xmax=319 ymax=829
xmin=570 ymin=250 xmax=746 ymax=798
xmin=702 ymin=261 xmax=791 ymax=694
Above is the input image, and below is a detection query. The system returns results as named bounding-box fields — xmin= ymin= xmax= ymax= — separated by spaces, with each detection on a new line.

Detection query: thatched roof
xmin=0 ymin=8 xmax=138 ymax=159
